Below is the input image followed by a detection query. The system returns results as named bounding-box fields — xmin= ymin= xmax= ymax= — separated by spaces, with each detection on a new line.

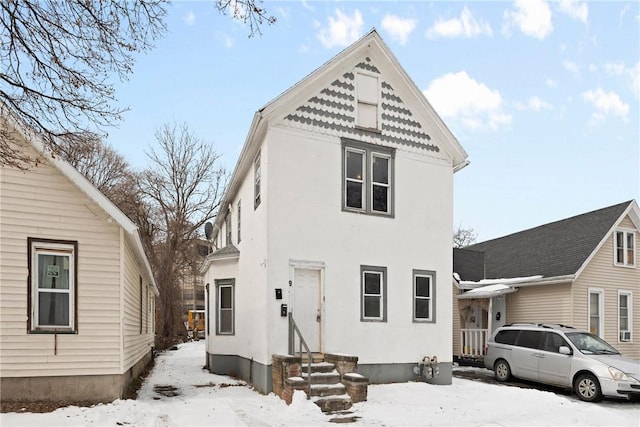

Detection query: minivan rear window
xmin=495 ymin=330 xmax=518 ymax=345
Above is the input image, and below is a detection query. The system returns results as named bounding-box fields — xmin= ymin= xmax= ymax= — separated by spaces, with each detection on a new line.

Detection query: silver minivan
xmin=484 ymin=323 xmax=640 ymax=402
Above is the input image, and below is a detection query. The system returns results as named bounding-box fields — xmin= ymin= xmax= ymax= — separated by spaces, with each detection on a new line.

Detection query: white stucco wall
xmin=205 ymin=122 xmax=455 ymax=368
xmin=263 ymin=125 xmax=454 ymax=365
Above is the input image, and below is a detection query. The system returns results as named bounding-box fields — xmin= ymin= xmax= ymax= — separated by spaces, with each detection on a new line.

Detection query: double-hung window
xmin=29 ymin=238 xmax=77 ymax=332
xmin=360 ymin=266 xmax=387 ymax=321
xmin=343 ymin=140 xmax=394 ymax=216
xmin=615 ymin=230 xmax=635 ymax=267
xmin=618 ymin=290 xmax=632 ymax=342
xmin=588 ymin=288 xmax=604 ymax=337
xmin=216 ymin=279 xmax=234 ymax=335
xmin=413 ymin=270 xmax=436 ymax=322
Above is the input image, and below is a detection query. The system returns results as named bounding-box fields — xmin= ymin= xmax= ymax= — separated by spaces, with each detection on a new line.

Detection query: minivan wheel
xmin=575 ymin=373 xmax=602 ymax=402
xmin=494 ymin=360 xmax=511 ymax=382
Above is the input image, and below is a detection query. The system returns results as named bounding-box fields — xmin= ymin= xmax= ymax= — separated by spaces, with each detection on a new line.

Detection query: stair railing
xmin=288 ymin=313 xmax=312 ymax=399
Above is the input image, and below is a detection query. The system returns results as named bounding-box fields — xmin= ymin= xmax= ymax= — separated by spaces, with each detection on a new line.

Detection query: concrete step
xmin=304 ymin=361 xmax=335 ymax=374
xmin=309 ymin=382 xmax=347 ymax=397
xmin=313 ymin=394 xmax=353 ymax=412
xmin=300 ymin=370 xmax=340 ymax=384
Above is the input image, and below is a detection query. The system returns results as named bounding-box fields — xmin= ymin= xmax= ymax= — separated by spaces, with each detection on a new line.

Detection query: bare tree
xmin=139 ymin=122 xmax=227 ymax=348
xmin=454 ymin=225 xmax=478 ymax=248
xmin=58 ymin=134 xmax=129 ymax=195
xmin=0 ymin=0 xmax=167 ymax=169
xmin=217 ymin=0 xmax=276 ymax=37
xmin=1 ymin=0 xmax=275 ymax=169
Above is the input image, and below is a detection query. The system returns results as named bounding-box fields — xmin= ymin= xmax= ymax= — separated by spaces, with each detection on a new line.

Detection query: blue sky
xmin=106 ymin=1 xmax=640 ymax=241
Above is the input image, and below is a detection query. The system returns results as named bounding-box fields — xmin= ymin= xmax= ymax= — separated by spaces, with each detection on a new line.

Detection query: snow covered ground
xmin=2 ymin=341 xmax=638 ymax=426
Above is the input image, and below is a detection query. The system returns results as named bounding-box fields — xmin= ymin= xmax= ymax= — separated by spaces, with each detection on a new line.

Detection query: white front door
xmin=293 ymin=268 xmax=321 ymax=352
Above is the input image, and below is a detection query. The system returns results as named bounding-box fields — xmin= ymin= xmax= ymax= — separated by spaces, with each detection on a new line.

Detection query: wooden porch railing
xmin=460 ymin=328 xmax=489 ymax=357
xmin=288 ymin=313 xmax=312 ymax=399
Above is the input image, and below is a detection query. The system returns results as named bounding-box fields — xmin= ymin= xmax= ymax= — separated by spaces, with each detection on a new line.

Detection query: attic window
xmin=615 ymin=230 xmax=635 ymax=267
xmin=356 ymin=72 xmax=380 ymax=130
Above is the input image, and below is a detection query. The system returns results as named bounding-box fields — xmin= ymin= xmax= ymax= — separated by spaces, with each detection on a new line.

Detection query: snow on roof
xmin=458 ymin=283 xmax=519 ymax=299
xmin=459 ymin=275 xmax=543 ymax=287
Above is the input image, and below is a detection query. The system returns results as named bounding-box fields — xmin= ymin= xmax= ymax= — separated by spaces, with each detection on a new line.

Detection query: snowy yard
xmin=2 ymin=341 xmax=638 ymax=426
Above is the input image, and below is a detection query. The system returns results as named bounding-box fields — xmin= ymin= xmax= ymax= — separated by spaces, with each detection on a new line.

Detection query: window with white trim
xmin=615 ymin=230 xmax=635 ymax=267
xmin=588 ymin=288 xmax=604 ymax=337
xmin=413 ymin=270 xmax=435 ymax=322
xmin=216 ymin=280 xmax=234 ymax=335
xmin=618 ymin=290 xmax=632 ymax=342
xmin=343 ymin=140 xmax=394 ymax=216
xmin=356 ymin=72 xmax=380 ymax=130
xmin=254 ymin=151 xmax=261 ymax=209
xmin=361 ymin=266 xmax=386 ymax=321
xmin=28 ymin=238 xmax=77 ymax=332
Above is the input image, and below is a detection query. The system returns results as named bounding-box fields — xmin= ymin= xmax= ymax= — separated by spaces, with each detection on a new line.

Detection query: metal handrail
xmin=288 ymin=313 xmax=312 ymax=399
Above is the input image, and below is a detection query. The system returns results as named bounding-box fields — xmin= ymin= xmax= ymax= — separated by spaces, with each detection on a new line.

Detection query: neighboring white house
xmin=0 ymin=107 xmax=158 ymax=402
xmin=200 ymin=29 xmax=468 ymax=393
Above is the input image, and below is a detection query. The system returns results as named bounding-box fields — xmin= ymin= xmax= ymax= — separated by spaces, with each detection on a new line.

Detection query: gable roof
xmin=211 ymin=29 xmax=468 ymax=235
xmin=1 ymin=105 xmax=158 ymax=295
xmin=460 ymin=200 xmax=638 ymax=281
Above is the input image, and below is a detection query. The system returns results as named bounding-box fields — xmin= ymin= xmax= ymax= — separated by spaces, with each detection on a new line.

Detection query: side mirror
xmin=559 ymin=346 xmax=571 ymax=355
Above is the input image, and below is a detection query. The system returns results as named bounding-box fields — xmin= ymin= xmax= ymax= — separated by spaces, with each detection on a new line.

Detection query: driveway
xmin=452 ymin=365 xmax=639 ymax=406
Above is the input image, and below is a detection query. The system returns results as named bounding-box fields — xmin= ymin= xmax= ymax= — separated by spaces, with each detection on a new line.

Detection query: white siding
xmin=0 ymin=136 xmax=155 ymax=377
xmin=122 ymin=237 xmax=155 ymax=371
xmin=1 ymin=140 xmax=121 ymax=376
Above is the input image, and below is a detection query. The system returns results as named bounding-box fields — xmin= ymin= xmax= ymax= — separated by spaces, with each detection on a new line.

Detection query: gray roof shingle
xmin=460 ymin=200 xmax=633 ymax=280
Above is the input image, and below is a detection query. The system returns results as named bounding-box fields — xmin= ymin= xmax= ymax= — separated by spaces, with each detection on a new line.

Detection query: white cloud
xmin=529 ymin=96 xmax=553 ymax=111
xmin=604 ymin=61 xmax=640 ymax=98
xmin=424 ymin=71 xmax=511 ymax=131
xmin=426 ymin=6 xmax=493 ymax=39
xmin=301 ymin=0 xmax=314 ymax=12
xmin=381 ymin=14 xmax=417 ymax=45
xmin=216 ymin=32 xmax=233 ymax=49
xmin=562 ymin=60 xmax=580 ymax=77
xmin=545 ymin=77 xmax=557 ymax=88
xmin=514 ymin=96 xmax=552 ymax=111
xmin=316 ymin=9 xmax=364 ymax=48
xmin=582 ymin=88 xmax=629 ymax=123
xmin=277 ymin=7 xmax=290 ymax=21
xmin=503 ymin=0 xmax=553 ymax=40
xmin=557 ymin=0 xmax=588 ymax=24
xmin=183 ymin=11 xmax=196 ymax=26
xmin=604 ymin=62 xmax=626 ymax=76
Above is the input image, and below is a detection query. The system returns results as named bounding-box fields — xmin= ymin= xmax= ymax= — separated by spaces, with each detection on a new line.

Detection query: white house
xmin=200 ymin=30 xmax=468 ymax=394
xmin=0 ymin=106 xmax=158 ymax=402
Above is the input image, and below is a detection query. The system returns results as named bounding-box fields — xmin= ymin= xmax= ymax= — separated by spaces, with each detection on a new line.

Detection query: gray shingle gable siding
xmin=283 ymin=60 xmax=438 ymax=152
xmin=462 ymin=201 xmax=633 ymax=280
